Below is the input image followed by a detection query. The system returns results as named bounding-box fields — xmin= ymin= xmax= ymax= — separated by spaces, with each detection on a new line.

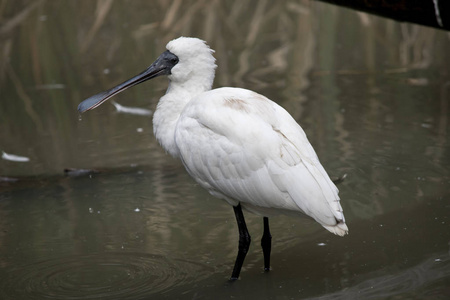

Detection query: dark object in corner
xmin=315 ymin=0 xmax=450 ymax=31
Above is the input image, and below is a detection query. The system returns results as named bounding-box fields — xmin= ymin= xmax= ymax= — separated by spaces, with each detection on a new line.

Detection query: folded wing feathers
xmin=177 ymin=88 xmax=348 ymax=236
xmin=268 ymin=102 xmax=348 ymax=236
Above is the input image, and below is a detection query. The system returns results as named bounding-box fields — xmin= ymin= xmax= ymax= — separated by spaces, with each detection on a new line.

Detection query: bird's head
xmin=166 ymin=37 xmax=216 ymax=85
xmin=78 ymin=37 xmax=216 ymax=113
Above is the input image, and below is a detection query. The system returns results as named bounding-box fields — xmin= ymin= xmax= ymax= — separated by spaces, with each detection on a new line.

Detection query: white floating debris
xmin=317 ymin=242 xmax=326 ymax=246
xmin=89 ymin=208 xmax=93 ymax=213
xmin=2 ymin=151 xmax=30 ymax=162
xmin=136 ymin=128 xmax=143 ymax=133
xmin=112 ymin=101 xmax=152 ymax=116
xmin=134 ymin=208 xmax=140 ymax=212
xmin=103 ymin=68 xmax=110 ymax=74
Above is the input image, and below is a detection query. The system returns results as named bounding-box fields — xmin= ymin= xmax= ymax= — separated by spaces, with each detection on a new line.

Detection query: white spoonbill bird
xmin=78 ymin=37 xmax=348 ymax=280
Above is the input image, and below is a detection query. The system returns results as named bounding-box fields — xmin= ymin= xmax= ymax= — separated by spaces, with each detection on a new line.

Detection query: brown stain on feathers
xmin=223 ymin=98 xmax=249 ymax=112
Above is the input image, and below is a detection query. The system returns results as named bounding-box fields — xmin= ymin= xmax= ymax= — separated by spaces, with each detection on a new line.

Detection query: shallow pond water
xmin=1 ymin=1 xmax=449 ymax=299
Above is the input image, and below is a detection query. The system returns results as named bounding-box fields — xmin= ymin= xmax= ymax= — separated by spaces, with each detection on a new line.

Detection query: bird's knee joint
xmin=261 ymin=236 xmax=271 ymax=247
xmin=238 ymin=234 xmax=251 ymax=250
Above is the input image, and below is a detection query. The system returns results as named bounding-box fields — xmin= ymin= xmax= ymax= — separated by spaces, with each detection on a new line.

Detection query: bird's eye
xmin=167 ymin=56 xmax=178 ymax=64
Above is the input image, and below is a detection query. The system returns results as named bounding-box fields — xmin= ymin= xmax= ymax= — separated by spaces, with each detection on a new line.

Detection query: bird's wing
xmin=175 ymin=87 xmax=347 ymax=235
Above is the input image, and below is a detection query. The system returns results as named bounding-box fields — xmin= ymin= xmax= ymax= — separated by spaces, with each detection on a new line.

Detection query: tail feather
xmin=323 ymin=221 xmax=348 ymax=237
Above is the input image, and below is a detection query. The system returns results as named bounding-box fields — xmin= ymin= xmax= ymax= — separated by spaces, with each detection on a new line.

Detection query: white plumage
xmin=154 ymin=38 xmax=347 ymax=236
xmin=78 ymin=37 xmax=348 ymax=279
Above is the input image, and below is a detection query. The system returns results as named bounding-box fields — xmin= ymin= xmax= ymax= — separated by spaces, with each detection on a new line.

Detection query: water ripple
xmin=0 ymin=252 xmax=212 ymax=299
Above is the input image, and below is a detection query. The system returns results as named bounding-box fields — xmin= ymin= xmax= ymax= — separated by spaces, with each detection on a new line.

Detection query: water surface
xmin=1 ymin=1 xmax=449 ymax=299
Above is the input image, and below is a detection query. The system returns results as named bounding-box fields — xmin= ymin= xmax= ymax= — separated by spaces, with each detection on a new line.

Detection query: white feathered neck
xmin=152 ymin=37 xmax=217 ymax=157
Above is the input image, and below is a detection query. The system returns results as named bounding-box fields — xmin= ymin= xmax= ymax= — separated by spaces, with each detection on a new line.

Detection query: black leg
xmin=230 ymin=203 xmax=251 ymax=280
xmin=261 ymin=217 xmax=272 ymax=271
